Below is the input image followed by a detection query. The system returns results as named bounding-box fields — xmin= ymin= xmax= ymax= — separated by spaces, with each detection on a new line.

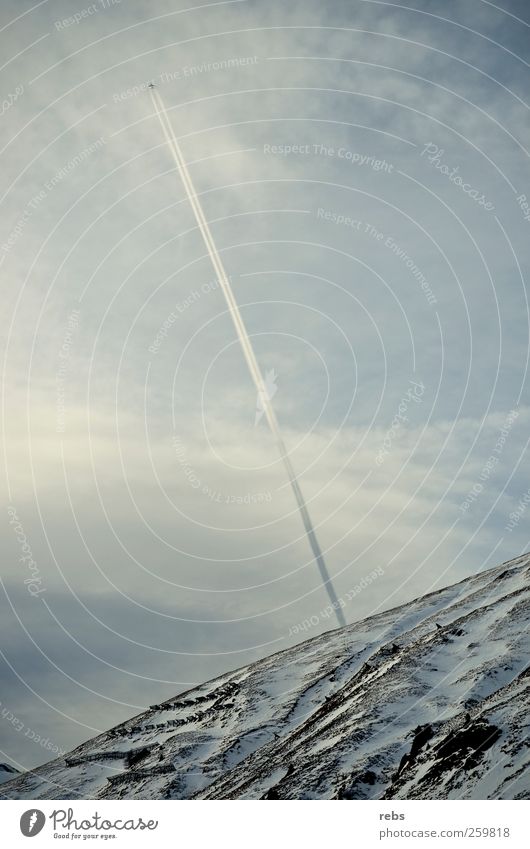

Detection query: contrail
xmin=149 ymin=85 xmax=346 ymax=629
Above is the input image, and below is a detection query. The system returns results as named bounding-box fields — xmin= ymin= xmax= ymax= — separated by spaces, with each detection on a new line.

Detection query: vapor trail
xmin=149 ymin=86 xmax=346 ymax=629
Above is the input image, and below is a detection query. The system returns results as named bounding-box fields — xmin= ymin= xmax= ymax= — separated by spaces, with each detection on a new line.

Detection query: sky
xmin=1 ymin=0 xmax=529 ymax=770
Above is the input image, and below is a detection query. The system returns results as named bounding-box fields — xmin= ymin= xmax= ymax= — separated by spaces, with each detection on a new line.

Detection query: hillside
xmin=2 ymin=553 xmax=529 ymax=800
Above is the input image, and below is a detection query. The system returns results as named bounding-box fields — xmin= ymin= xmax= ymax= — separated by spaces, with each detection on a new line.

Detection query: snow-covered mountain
xmin=2 ymin=553 xmax=529 ymax=800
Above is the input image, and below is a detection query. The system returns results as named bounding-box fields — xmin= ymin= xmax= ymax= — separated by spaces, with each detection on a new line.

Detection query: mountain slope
xmin=2 ymin=553 xmax=529 ymax=800
xmin=0 ymin=764 xmax=20 ymax=785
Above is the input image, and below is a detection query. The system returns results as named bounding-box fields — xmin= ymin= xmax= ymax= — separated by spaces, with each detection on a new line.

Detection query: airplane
xmin=148 ymin=81 xmax=156 ymax=89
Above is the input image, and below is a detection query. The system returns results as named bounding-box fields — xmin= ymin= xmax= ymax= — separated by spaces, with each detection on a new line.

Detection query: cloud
xmin=1 ymin=0 xmax=529 ymax=769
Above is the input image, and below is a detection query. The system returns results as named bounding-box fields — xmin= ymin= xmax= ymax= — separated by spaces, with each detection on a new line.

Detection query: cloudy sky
xmin=1 ymin=0 xmax=529 ymax=770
